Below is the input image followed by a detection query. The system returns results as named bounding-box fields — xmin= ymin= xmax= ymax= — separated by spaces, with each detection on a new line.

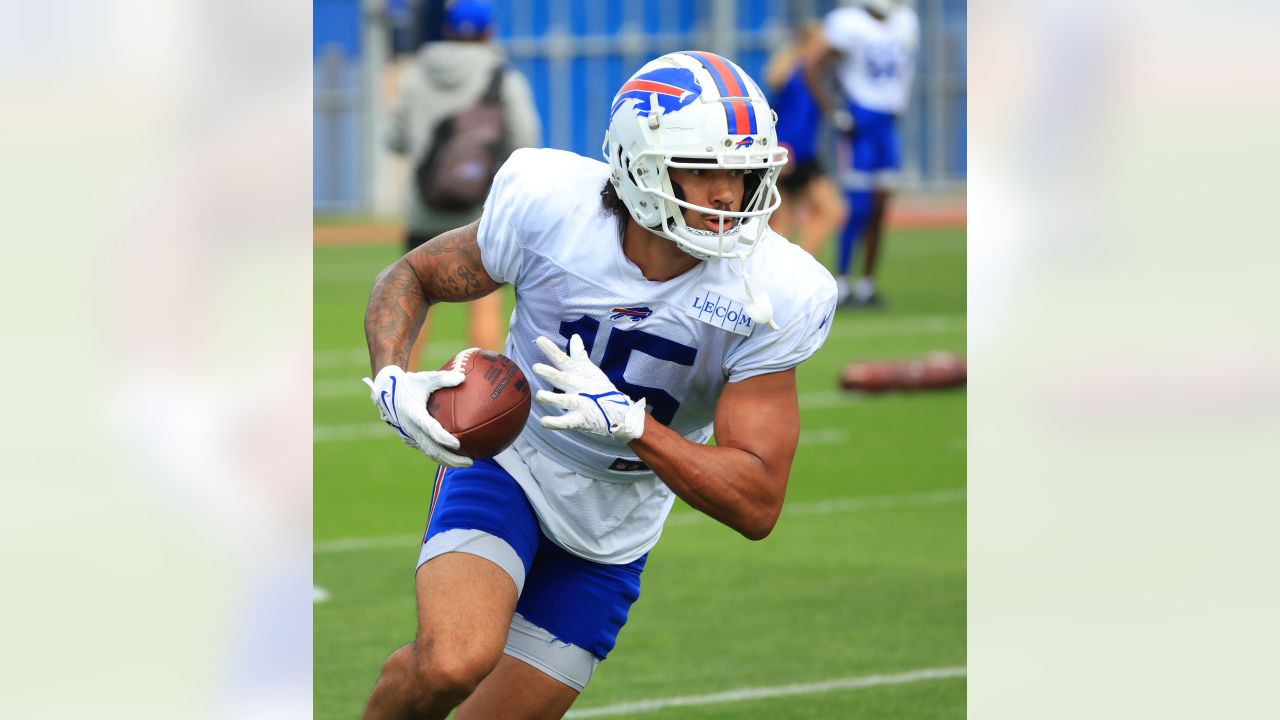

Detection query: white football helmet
xmin=602 ymin=51 xmax=788 ymax=262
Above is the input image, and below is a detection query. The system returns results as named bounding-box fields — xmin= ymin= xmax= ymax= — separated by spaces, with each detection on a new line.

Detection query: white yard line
xmin=796 ymin=427 xmax=848 ymax=445
xmin=314 ymin=267 xmax=392 ymax=285
xmin=563 ymin=666 xmax=967 ymax=718
xmin=315 ymin=343 xmax=465 ymax=372
xmin=313 ymin=349 xmax=370 ymax=371
xmin=313 ymin=422 xmax=389 ymax=442
xmin=313 ymin=420 xmax=854 ymax=444
xmin=312 ymin=314 xmax=965 ymax=378
xmin=313 ymin=390 xmax=861 ymax=437
xmin=317 ymin=381 xmax=863 ymax=406
xmin=314 ymin=489 xmax=965 ymax=554
xmin=663 ymin=488 xmax=966 ymax=527
xmin=315 ymin=534 xmax=421 ymax=553
xmin=796 ymin=390 xmax=861 ymax=409
xmin=825 ymin=313 xmax=966 ymax=341
xmin=315 ymin=377 xmax=369 ymax=398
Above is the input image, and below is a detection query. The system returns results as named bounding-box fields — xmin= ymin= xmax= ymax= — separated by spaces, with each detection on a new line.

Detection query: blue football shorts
xmin=836 ymin=102 xmax=902 ymax=190
xmin=416 ymin=458 xmax=647 ymax=691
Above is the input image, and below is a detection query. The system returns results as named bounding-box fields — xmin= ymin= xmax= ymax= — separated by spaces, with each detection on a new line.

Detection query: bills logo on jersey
xmin=686 ymin=288 xmax=754 ymax=336
xmin=610 ymin=68 xmax=700 ymax=119
xmin=734 ymin=137 xmax=754 ymax=149
xmin=610 ymin=306 xmax=653 ymax=322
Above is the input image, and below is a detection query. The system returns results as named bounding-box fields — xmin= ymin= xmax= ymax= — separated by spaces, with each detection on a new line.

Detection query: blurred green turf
xmin=315 ymin=227 xmax=966 ymax=719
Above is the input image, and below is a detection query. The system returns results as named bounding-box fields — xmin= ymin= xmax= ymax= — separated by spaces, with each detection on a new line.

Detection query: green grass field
xmin=315 ymin=226 xmax=966 ymax=718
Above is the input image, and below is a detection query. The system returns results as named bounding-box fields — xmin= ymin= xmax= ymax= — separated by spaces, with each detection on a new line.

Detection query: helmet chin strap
xmin=732 ymin=255 xmax=780 ymax=331
xmin=738 ymin=215 xmax=779 ymax=330
xmin=744 ymin=282 xmax=778 ymax=330
xmin=681 ymin=211 xmax=780 ymax=331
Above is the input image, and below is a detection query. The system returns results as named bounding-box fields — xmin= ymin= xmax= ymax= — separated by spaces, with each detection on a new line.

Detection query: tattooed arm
xmin=364 ymin=219 xmax=501 ymax=374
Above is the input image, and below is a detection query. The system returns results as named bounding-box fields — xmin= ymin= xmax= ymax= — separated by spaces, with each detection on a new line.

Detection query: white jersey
xmin=824 ymin=5 xmax=919 ymax=114
xmin=477 ymin=148 xmax=836 ymax=564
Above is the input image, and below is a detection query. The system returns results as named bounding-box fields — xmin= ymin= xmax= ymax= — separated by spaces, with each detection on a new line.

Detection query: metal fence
xmin=315 ymin=0 xmax=966 ymax=215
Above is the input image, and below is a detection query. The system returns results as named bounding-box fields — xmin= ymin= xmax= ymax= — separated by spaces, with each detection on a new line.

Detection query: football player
xmin=360 ymin=51 xmax=836 ymax=720
xmin=808 ymin=0 xmax=920 ymax=307
xmin=763 ymin=21 xmax=849 ymax=257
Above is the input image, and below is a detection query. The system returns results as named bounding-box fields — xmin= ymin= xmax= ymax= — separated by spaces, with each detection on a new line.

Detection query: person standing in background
xmin=809 ymin=0 xmax=918 ymax=308
xmin=386 ymin=0 xmax=542 ymax=364
xmin=764 ymin=22 xmax=848 ymax=258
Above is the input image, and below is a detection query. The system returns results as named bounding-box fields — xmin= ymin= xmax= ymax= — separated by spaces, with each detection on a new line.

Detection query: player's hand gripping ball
xmin=428 ymin=348 xmax=532 ymax=459
xmin=364 ymin=363 xmax=473 ymax=467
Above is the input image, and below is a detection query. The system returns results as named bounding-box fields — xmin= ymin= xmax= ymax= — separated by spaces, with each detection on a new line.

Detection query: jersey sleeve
xmin=898 ymin=8 xmax=921 ymax=53
xmin=724 ymin=279 xmax=837 ymax=383
xmin=476 ymin=148 xmax=537 ymax=285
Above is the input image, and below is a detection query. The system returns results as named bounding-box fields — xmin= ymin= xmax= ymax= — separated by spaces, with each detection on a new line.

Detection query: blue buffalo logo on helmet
xmin=734 ymin=136 xmax=755 ymax=149
xmin=610 ymin=68 xmax=701 ymax=119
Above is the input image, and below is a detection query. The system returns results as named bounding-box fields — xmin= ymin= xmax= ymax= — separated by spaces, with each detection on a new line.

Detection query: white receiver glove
xmin=362 ymin=364 xmax=473 ymax=468
xmin=531 ymin=335 xmax=648 ymax=443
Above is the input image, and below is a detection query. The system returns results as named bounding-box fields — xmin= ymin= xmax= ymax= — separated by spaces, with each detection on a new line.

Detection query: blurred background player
xmin=809 ymin=0 xmax=919 ymax=308
xmin=763 ymin=21 xmax=847 ymax=256
xmin=386 ymin=0 xmax=542 ymax=366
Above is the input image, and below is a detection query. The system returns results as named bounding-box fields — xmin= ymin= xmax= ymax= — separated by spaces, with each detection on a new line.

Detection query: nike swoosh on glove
xmin=362 ymin=364 xmax=473 ymax=468
xmin=531 ymin=334 xmax=648 ymax=443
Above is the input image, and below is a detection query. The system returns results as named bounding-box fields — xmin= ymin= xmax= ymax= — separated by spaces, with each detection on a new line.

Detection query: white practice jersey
xmin=824 ymin=5 xmax=919 ymax=114
xmin=477 ymin=148 xmax=837 ymax=564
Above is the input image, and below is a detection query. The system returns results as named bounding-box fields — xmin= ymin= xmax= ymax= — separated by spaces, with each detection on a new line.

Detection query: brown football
xmin=428 ymin=349 xmax=532 ymax=459
xmin=838 ymin=352 xmax=967 ymax=394
xmin=839 ymin=360 xmax=901 ymax=393
xmin=919 ymin=352 xmax=967 ymax=389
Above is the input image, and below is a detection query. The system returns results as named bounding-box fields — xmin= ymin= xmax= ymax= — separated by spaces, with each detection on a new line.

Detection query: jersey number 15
xmin=559 ymin=316 xmax=697 ymax=426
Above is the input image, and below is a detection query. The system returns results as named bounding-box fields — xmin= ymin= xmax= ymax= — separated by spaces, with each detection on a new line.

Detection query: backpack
xmin=415 ymin=66 xmax=507 ymax=212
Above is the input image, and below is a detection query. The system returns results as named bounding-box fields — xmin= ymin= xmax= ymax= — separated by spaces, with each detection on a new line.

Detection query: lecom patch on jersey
xmin=686 ymin=288 xmax=755 ymax=337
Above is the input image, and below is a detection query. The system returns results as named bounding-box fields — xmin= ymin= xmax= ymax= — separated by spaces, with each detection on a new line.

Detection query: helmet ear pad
xmin=742 ymin=171 xmax=763 ymax=212
xmin=666 ymin=178 xmax=687 ymax=230
xmin=670 ymin=179 xmax=686 ymax=204
xmin=610 ymin=140 xmax=665 ymax=228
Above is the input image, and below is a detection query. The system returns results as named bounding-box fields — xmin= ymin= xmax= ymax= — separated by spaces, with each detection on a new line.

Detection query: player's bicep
xmin=713 ymin=369 xmax=801 ymax=481
xmin=402 ymin=219 xmax=503 ymax=303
